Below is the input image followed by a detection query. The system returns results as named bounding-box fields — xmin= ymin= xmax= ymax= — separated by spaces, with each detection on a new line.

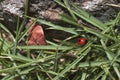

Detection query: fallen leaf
xmin=26 ymin=20 xmax=47 ymax=45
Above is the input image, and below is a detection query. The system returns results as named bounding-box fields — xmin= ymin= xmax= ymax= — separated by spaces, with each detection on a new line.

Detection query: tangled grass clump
xmin=0 ymin=0 xmax=120 ymax=80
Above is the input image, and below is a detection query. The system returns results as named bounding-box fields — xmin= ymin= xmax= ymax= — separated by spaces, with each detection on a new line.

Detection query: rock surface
xmin=0 ymin=0 xmax=118 ymax=20
xmin=1 ymin=0 xmax=24 ymax=17
xmin=81 ymin=0 xmax=117 ymax=11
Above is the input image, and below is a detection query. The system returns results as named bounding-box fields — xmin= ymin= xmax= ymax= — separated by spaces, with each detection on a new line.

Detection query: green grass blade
xmin=84 ymin=27 xmax=116 ymax=41
xmin=0 ymin=23 xmax=15 ymax=41
xmin=18 ymin=45 xmax=72 ymax=50
xmin=78 ymin=61 xmax=109 ymax=67
xmin=63 ymin=0 xmax=77 ymax=21
xmin=54 ymin=0 xmax=66 ymax=8
xmin=38 ymin=19 xmax=78 ymax=35
xmin=71 ymin=4 xmax=107 ymax=30
xmin=60 ymin=14 xmax=79 ymax=26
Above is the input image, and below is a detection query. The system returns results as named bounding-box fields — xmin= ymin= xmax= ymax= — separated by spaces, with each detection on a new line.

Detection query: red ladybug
xmin=78 ymin=37 xmax=86 ymax=46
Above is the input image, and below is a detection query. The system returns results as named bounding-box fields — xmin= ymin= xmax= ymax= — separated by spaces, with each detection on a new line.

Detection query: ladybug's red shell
xmin=78 ymin=37 xmax=86 ymax=46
